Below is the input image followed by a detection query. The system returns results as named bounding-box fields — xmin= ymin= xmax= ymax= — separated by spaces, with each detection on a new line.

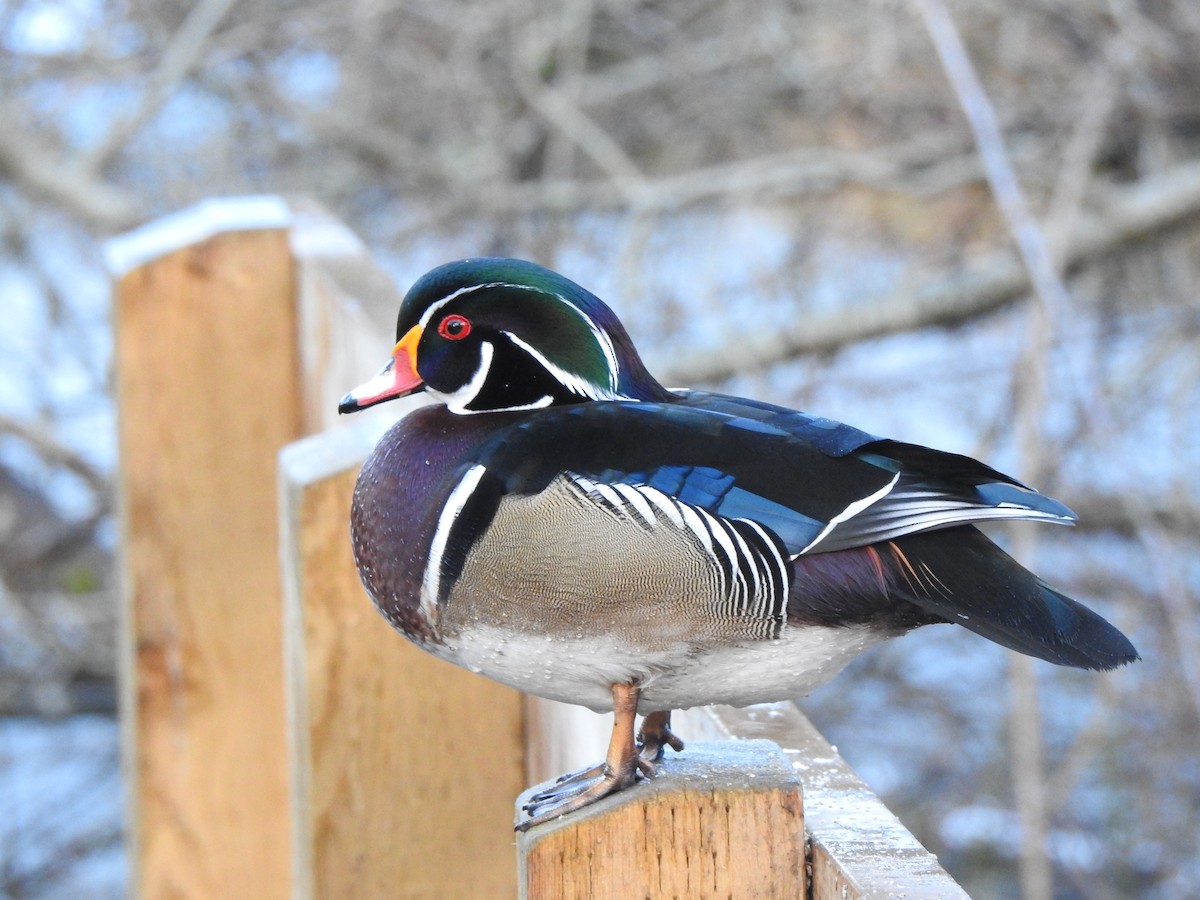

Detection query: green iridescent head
xmin=339 ymin=258 xmax=672 ymax=415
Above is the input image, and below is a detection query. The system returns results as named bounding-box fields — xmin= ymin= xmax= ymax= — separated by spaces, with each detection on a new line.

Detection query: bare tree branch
xmin=654 ymin=160 xmax=1200 ymax=384
xmin=511 ymin=35 xmax=647 ymax=198
xmin=77 ymin=0 xmax=241 ymax=177
xmin=0 ymin=122 xmax=139 ymax=230
xmin=0 ymin=414 xmax=109 ymax=504
xmin=911 ymin=4 xmax=1064 ymax=890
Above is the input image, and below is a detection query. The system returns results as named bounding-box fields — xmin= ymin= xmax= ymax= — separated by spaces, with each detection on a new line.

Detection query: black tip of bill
xmin=338 ymin=392 xmax=360 ymax=415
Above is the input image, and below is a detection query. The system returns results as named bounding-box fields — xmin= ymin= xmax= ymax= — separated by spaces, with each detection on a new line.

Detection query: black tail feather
xmin=888 ymin=527 xmax=1138 ymax=670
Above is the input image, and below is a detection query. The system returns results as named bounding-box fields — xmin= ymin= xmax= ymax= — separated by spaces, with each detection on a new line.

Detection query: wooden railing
xmin=108 ymin=197 xmax=969 ymax=899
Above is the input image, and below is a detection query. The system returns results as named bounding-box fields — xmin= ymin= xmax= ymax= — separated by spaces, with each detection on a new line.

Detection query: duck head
xmin=339 ymin=258 xmax=673 ymax=415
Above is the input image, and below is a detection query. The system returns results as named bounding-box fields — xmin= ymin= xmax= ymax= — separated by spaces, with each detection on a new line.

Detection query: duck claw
xmin=518 ymin=757 xmax=653 ymax=831
xmin=518 ymin=685 xmax=676 ymax=831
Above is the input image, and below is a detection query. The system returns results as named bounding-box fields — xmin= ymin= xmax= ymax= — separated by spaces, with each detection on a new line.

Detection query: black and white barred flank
xmin=569 ymin=474 xmax=789 ymax=638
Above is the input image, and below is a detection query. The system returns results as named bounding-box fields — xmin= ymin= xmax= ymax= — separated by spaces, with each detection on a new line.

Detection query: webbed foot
xmin=517 ymin=686 xmax=679 ymax=831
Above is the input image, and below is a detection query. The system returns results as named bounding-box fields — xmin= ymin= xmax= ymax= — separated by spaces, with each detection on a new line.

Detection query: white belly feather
xmin=435 ymin=622 xmax=887 ymax=713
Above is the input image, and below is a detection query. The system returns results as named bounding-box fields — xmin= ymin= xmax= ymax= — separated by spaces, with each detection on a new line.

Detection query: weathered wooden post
xmin=111 ymin=198 xmax=301 ymax=897
xmin=112 ymin=198 xmax=970 ymax=899
xmin=279 ymin=421 xmax=526 ymax=898
xmin=676 ymin=703 xmax=973 ymax=899
xmin=107 ymin=196 xmax=411 ymax=897
xmin=517 ymin=740 xmax=806 ymax=899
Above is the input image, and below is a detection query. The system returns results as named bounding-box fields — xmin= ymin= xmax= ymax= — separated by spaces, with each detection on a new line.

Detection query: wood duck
xmin=339 ymin=257 xmax=1137 ymax=830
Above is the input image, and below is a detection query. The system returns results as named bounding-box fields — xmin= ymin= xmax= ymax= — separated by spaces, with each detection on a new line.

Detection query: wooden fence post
xmin=110 ymin=197 xmax=970 ymax=899
xmin=279 ymin=421 xmax=526 ymax=898
xmin=111 ymin=198 xmax=300 ymax=897
xmin=516 ymin=740 xmax=806 ymax=899
xmin=676 ymin=704 xmax=973 ymax=899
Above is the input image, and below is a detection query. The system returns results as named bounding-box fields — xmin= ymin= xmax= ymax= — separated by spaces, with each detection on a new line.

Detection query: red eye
xmin=437 ymin=315 xmax=471 ymax=340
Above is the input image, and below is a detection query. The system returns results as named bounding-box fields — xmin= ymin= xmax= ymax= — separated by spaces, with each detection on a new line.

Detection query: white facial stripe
xmin=484 ymin=395 xmax=554 ymax=412
xmin=418 ymin=282 xmax=507 ymax=330
xmin=422 ymin=463 xmax=488 ymax=623
xmin=421 ymin=279 xmax=625 ymax=397
xmin=503 ymin=331 xmax=630 ymax=402
xmin=429 ymin=340 xmax=557 ymax=414
xmin=548 ymin=292 xmax=621 ymax=391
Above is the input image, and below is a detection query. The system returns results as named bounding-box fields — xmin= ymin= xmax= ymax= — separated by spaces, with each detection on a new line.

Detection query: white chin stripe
xmin=439 ymin=341 xmax=494 ymax=414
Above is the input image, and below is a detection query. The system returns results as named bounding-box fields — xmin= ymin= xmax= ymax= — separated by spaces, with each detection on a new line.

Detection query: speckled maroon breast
xmin=350 ymin=405 xmax=510 ymax=644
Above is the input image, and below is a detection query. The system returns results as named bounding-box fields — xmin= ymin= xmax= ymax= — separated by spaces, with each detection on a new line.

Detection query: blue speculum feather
xmin=601 ymin=463 xmax=827 ymax=551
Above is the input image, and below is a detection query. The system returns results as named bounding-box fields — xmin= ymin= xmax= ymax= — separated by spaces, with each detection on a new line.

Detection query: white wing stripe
xmin=799 ymin=471 xmax=901 ymax=555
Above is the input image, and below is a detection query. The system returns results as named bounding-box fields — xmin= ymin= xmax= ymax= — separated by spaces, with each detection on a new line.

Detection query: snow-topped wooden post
xmin=279 ymin=421 xmax=526 ymax=898
xmin=110 ymin=197 xmax=970 ymax=899
xmin=111 ymin=199 xmax=301 ymax=898
xmin=517 ymin=740 xmax=806 ymax=898
xmin=107 ymin=197 xmax=409 ymax=897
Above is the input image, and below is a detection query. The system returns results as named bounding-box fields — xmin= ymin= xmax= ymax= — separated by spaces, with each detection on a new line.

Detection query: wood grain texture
xmin=280 ymin=422 xmax=525 ymax=899
xmin=115 ymin=227 xmax=300 ymax=897
xmin=516 ymin=740 xmax=805 ymax=900
xmin=676 ymin=704 xmax=971 ymax=899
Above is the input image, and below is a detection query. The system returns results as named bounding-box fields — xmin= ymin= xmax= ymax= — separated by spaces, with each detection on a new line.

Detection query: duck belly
xmin=437 ymin=621 xmax=887 ymax=713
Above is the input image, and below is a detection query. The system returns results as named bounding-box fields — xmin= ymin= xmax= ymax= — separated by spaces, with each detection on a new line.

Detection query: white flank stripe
xmin=611 ymin=484 xmax=657 ymax=528
xmin=726 ymin=522 xmax=761 ymax=596
xmin=740 ymin=518 xmax=789 ymax=593
xmin=422 ymin=464 xmax=488 ymax=623
xmin=708 ymin=516 xmax=743 ymax=575
xmin=677 ymin=503 xmax=716 ymax=556
xmin=591 ymin=482 xmax=625 ymax=510
xmin=799 ymin=471 xmax=901 ymax=555
xmin=642 ymin=488 xmax=686 ymax=528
